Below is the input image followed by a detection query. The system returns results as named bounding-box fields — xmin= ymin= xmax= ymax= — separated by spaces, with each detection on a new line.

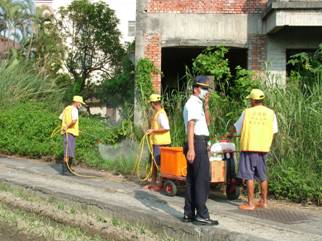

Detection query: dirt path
xmin=0 ymin=156 xmax=321 ymax=241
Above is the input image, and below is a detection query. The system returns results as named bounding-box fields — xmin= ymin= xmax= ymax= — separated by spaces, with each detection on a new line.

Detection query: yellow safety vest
xmin=150 ymin=108 xmax=171 ymax=145
xmin=61 ymin=105 xmax=79 ymax=137
xmin=240 ymin=105 xmax=275 ymax=152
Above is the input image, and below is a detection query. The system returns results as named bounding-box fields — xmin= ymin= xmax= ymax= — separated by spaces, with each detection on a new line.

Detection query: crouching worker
xmin=145 ymin=94 xmax=171 ymax=191
xmin=228 ymin=89 xmax=278 ymax=210
xmin=59 ymin=95 xmax=86 ymax=175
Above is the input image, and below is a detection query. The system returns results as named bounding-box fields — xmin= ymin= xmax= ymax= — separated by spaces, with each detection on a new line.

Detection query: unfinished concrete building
xmin=135 ymin=0 xmax=322 ymax=92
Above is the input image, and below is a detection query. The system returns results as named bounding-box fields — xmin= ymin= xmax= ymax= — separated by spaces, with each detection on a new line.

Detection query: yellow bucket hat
xmin=73 ymin=95 xmax=86 ymax=105
xmin=246 ymin=89 xmax=265 ymax=100
xmin=149 ymin=94 xmax=161 ymax=103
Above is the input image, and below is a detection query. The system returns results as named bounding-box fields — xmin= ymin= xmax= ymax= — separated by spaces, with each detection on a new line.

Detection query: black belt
xmin=194 ymin=135 xmax=209 ymax=141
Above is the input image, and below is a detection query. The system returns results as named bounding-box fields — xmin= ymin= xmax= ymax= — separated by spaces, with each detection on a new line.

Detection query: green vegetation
xmin=0 ymin=203 xmax=104 ymax=241
xmin=0 ymin=102 xmax=135 ymax=173
xmin=0 ymin=0 xmax=321 ymax=205
xmin=288 ymin=43 xmax=322 ymax=92
xmin=135 ymin=58 xmax=156 ymax=103
xmin=160 ymin=47 xmax=322 ymax=204
xmin=58 ymin=0 xmax=124 ymax=98
xmin=99 ymin=44 xmax=135 ymax=110
xmin=0 ymin=181 xmax=176 ymax=241
xmin=0 ymin=0 xmax=33 ymax=41
xmin=0 ymin=60 xmax=64 ymax=109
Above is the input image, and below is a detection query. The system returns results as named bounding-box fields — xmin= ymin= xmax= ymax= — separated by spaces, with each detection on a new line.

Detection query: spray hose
xmin=133 ymin=133 xmax=160 ymax=182
xmin=51 ymin=126 xmax=157 ymax=180
xmin=50 ymin=126 xmax=97 ymax=178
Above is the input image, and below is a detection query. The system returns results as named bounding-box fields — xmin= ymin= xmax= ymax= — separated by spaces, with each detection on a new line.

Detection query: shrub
xmin=0 ymin=102 xmax=135 ymax=174
xmin=269 ymin=165 xmax=321 ymax=205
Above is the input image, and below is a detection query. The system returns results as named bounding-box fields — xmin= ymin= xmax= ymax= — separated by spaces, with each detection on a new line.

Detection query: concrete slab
xmin=0 ymin=157 xmax=321 ymax=241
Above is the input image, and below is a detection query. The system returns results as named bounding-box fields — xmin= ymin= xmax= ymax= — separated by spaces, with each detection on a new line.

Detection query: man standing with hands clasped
xmin=228 ymin=89 xmax=278 ymax=210
xmin=182 ymin=76 xmax=219 ymax=226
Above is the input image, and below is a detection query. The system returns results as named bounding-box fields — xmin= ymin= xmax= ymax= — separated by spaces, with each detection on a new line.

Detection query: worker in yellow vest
xmin=228 ymin=89 xmax=278 ymax=210
xmin=59 ymin=95 xmax=86 ymax=175
xmin=145 ymin=94 xmax=171 ymax=191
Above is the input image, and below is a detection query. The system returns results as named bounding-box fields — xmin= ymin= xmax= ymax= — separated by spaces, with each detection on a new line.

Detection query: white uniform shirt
xmin=183 ymin=95 xmax=209 ymax=136
xmin=71 ymin=106 xmax=79 ymax=121
xmin=234 ymin=111 xmax=278 ymax=135
xmin=59 ymin=106 xmax=79 ymax=121
xmin=157 ymin=112 xmax=170 ymax=130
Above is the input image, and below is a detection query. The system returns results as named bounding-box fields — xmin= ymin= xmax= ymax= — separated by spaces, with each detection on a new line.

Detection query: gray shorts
xmin=237 ymin=152 xmax=267 ymax=181
xmin=63 ymin=133 xmax=76 ymax=158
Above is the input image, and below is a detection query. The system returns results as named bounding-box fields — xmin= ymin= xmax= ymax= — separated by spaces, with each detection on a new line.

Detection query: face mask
xmin=199 ymin=88 xmax=208 ymax=100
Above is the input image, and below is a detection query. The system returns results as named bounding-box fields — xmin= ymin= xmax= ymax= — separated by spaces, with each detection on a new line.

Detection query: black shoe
xmin=182 ymin=215 xmax=194 ymax=223
xmin=194 ymin=216 xmax=219 ymax=226
xmin=61 ymin=163 xmax=67 ymax=175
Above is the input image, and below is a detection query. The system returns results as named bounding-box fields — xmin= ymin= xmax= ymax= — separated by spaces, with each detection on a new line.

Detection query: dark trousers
xmin=61 ymin=158 xmax=73 ymax=175
xmin=184 ymin=136 xmax=210 ymax=219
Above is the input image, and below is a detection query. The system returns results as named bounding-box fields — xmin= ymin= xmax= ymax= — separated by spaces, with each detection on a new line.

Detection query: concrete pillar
xmin=134 ymin=0 xmax=148 ymax=125
xmin=135 ymin=0 xmax=148 ymax=63
xmin=265 ymin=38 xmax=287 ymax=86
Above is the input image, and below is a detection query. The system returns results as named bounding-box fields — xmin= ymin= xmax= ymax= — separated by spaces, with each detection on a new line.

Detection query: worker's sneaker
xmin=61 ymin=163 xmax=68 ymax=175
xmin=182 ymin=215 xmax=194 ymax=223
xmin=194 ymin=216 xmax=219 ymax=226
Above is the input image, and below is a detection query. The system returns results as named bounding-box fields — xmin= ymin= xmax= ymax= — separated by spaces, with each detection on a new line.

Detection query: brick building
xmin=135 ymin=0 xmax=322 ymax=92
xmin=0 ymin=37 xmax=19 ymax=58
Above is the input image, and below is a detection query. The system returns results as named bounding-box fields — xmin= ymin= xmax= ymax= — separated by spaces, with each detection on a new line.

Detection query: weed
xmin=57 ymin=202 xmax=64 ymax=210
xmin=70 ymin=207 xmax=76 ymax=215
xmin=112 ymin=217 xmax=121 ymax=226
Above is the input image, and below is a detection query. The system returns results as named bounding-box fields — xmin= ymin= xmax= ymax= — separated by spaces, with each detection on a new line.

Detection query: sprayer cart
xmin=159 ymin=141 xmax=240 ymax=200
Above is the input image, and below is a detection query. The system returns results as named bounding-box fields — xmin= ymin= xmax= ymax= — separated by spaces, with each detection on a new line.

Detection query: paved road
xmin=0 ymin=156 xmax=321 ymax=241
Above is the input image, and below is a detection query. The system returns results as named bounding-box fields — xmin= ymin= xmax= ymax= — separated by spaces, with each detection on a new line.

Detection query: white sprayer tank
xmin=209 ymin=140 xmax=236 ymax=161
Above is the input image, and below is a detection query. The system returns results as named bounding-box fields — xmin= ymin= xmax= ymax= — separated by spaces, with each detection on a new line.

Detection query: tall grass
xmin=0 ymin=59 xmax=64 ymax=110
xmin=265 ymin=82 xmax=322 ymax=204
xmin=267 ymin=82 xmax=322 ymax=166
xmin=162 ymin=76 xmax=322 ymax=204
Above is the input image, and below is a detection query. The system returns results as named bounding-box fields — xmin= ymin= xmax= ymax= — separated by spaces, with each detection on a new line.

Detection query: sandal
xmin=239 ymin=203 xmax=256 ymax=211
xmin=143 ymin=184 xmax=162 ymax=191
xmin=149 ymin=185 xmax=162 ymax=191
xmin=255 ymin=201 xmax=268 ymax=208
xmin=143 ymin=184 xmax=152 ymax=190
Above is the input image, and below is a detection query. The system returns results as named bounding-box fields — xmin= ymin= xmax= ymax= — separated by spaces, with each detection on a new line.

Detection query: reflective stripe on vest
xmin=240 ymin=105 xmax=274 ymax=152
xmin=150 ymin=109 xmax=171 ymax=145
xmin=61 ymin=105 xmax=79 ymax=137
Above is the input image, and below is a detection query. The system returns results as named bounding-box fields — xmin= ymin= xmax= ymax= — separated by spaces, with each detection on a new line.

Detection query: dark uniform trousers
xmin=184 ymin=136 xmax=210 ymax=219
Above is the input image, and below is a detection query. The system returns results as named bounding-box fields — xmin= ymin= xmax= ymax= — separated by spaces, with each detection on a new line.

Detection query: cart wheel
xmin=163 ymin=180 xmax=177 ymax=196
xmin=226 ymin=184 xmax=240 ymax=200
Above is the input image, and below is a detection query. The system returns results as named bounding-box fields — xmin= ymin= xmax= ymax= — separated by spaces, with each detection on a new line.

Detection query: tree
xmin=57 ymin=0 xmax=125 ymax=96
xmin=99 ymin=43 xmax=135 ymax=109
xmin=192 ymin=47 xmax=231 ymax=95
xmin=21 ymin=6 xmax=65 ymax=77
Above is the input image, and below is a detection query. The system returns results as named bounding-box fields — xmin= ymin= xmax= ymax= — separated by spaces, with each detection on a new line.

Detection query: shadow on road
xmin=49 ymin=163 xmax=63 ymax=174
xmin=134 ymin=190 xmax=182 ymax=219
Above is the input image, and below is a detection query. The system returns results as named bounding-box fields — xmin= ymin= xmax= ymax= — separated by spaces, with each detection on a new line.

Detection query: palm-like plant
xmin=0 ymin=0 xmax=33 ymax=43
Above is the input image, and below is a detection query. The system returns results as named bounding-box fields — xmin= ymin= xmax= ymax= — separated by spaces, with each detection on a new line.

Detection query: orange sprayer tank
xmin=160 ymin=147 xmax=187 ymax=178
